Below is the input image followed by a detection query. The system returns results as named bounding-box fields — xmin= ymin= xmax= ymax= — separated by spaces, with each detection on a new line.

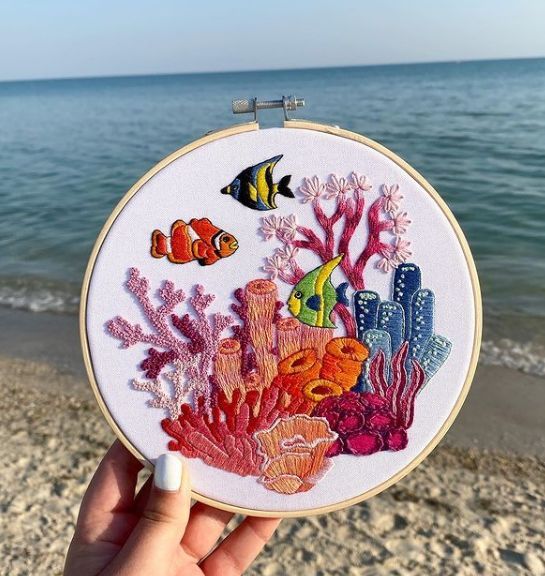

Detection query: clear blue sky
xmin=1 ymin=0 xmax=544 ymax=81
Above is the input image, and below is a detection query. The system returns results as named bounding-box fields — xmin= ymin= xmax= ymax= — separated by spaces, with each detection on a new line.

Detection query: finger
xmin=133 ymin=475 xmax=153 ymax=513
xmin=180 ymin=503 xmax=234 ymax=561
xmin=107 ymin=453 xmax=191 ymax=574
xmin=75 ymin=440 xmax=143 ymax=540
xmin=200 ymin=516 xmax=281 ymax=576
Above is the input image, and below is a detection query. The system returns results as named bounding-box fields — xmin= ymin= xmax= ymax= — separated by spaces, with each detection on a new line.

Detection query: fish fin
xmin=151 ymin=230 xmax=167 ymax=258
xmin=276 ymin=174 xmax=294 ymax=198
xmin=336 ymin=282 xmax=349 ymax=306
xmin=306 ymin=294 xmax=322 ymax=312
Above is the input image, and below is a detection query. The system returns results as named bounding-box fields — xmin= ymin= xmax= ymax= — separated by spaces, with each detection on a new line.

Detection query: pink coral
xmin=262 ymin=174 xmax=411 ymax=334
xmin=106 ymin=269 xmax=233 ymax=412
xmin=254 ymin=415 xmax=337 ymax=494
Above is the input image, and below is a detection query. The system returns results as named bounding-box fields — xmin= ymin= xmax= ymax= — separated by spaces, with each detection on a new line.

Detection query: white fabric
xmin=86 ymin=127 xmax=477 ymax=513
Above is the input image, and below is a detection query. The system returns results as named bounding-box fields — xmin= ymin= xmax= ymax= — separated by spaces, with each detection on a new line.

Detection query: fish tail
xmin=276 ymin=175 xmax=294 ymax=198
xmin=336 ymin=282 xmax=349 ymax=306
xmin=151 ymin=230 xmax=168 ymax=258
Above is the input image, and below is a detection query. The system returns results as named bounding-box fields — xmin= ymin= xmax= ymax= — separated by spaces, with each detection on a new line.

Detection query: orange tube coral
xmin=254 ymin=414 xmax=337 ymax=494
xmin=300 ymin=325 xmax=334 ymax=358
xmin=274 ymin=348 xmax=322 ymax=396
xmin=320 ymin=337 xmax=369 ymax=390
xmin=245 ymin=279 xmax=278 ymax=384
xmin=276 ymin=317 xmax=302 ymax=359
xmin=213 ymin=338 xmax=245 ymax=401
xmin=302 ymin=378 xmax=343 ymax=403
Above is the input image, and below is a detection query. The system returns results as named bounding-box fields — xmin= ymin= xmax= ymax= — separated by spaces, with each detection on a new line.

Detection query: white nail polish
xmin=154 ymin=453 xmax=183 ymax=491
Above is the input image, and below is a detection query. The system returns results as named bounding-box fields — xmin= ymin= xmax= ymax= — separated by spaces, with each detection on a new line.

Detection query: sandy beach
xmin=1 ymin=309 xmax=544 ymax=575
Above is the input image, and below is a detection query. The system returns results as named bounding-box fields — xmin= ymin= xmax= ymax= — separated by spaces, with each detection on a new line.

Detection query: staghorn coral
xmin=261 ymin=173 xmax=412 ymax=335
xmin=254 ymin=414 xmax=338 ymax=494
xmin=106 ymin=269 xmax=233 ymax=412
xmin=162 ymin=385 xmax=313 ymax=476
xmin=313 ymin=342 xmax=426 ymax=456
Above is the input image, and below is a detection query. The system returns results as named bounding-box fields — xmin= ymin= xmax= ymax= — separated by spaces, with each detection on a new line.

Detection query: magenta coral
xmin=260 ymin=174 xmax=412 ymax=335
xmin=313 ymin=342 xmax=425 ymax=456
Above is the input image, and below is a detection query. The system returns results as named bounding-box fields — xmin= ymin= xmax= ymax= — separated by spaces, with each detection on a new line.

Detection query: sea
xmin=1 ymin=58 xmax=544 ymax=376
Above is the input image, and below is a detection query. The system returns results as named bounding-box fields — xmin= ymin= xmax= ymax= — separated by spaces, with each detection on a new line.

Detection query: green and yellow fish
xmin=287 ymin=255 xmax=349 ymax=328
xmin=221 ymin=154 xmax=294 ymax=211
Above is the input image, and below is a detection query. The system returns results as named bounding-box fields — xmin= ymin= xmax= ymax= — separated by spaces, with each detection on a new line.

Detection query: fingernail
xmin=154 ymin=453 xmax=183 ymax=492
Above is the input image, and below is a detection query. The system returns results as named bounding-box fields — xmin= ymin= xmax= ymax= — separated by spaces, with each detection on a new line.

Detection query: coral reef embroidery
xmin=221 ymin=155 xmax=294 ymax=211
xmin=151 ymin=218 xmax=238 ymax=266
xmin=105 ymin=169 xmax=453 ymax=497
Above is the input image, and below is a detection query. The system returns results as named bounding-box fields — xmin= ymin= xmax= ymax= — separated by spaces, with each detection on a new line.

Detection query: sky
xmin=1 ymin=0 xmax=545 ymax=81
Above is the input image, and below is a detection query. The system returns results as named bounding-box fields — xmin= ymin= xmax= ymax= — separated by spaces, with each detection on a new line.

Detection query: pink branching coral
xmin=161 ymin=385 xmax=313 ymax=476
xmin=313 ymin=342 xmax=425 ymax=456
xmin=106 ymin=268 xmax=233 ymax=412
xmin=261 ymin=174 xmax=412 ymax=334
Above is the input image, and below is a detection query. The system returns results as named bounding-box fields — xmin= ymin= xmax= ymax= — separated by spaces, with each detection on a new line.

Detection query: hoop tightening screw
xmin=232 ymin=95 xmax=305 ymax=121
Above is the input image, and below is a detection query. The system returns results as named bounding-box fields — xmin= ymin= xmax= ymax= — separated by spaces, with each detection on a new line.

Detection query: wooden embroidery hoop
xmin=80 ymin=117 xmax=482 ymax=518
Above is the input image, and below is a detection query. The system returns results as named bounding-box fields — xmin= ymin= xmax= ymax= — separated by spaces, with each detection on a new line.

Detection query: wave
xmin=480 ymin=339 xmax=545 ymax=378
xmin=0 ymin=277 xmax=80 ymax=314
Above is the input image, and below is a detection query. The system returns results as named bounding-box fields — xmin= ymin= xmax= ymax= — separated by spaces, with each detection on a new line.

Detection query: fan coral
xmin=313 ymin=342 xmax=425 ymax=456
xmin=254 ymin=414 xmax=337 ymax=494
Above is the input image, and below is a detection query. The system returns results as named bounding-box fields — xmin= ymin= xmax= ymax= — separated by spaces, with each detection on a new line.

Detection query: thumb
xmin=109 ymin=453 xmax=191 ymax=575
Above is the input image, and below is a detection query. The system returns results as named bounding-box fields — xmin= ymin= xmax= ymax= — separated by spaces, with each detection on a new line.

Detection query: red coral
xmin=162 ymin=385 xmax=313 ymax=475
xmin=313 ymin=342 xmax=425 ymax=456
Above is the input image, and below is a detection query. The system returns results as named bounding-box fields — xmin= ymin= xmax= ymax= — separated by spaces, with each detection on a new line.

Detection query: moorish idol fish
xmin=287 ymin=255 xmax=349 ymax=328
xmin=151 ymin=218 xmax=238 ymax=266
xmin=221 ymin=154 xmax=294 ymax=211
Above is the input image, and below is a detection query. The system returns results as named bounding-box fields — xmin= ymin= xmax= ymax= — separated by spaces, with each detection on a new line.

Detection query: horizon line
xmin=1 ymin=54 xmax=544 ymax=85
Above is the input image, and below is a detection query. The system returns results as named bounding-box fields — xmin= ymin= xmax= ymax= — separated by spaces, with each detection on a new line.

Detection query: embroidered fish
xmin=151 ymin=218 xmax=238 ymax=266
xmin=287 ymin=255 xmax=349 ymax=328
xmin=221 ymin=155 xmax=294 ymax=211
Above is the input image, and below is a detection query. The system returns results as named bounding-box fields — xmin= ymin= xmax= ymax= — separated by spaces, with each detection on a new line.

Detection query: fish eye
xmin=222 ymin=236 xmax=231 ymax=243
xmin=232 ymin=181 xmax=239 ymax=191
xmin=294 ymin=291 xmax=302 ymax=299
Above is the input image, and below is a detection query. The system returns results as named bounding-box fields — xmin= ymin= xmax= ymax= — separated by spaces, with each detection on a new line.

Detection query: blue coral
xmin=353 ymin=263 xmax=452 ymax=386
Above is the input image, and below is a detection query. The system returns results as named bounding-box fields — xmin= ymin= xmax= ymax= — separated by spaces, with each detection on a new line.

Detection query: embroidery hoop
xmin=80 ymin=113 xmax=482 ymax=518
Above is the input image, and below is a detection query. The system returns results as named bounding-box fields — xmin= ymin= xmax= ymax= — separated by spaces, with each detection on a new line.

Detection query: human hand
xmin=64 ymin=441 xmax=280 ymax=575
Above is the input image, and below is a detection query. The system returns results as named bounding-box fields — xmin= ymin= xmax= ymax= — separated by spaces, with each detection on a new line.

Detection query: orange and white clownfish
xmin=151 ymin=218 xmax=238 ymax=266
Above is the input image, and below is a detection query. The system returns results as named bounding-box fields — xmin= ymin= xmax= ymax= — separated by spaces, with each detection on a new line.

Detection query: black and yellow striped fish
xmin=221 ymin=155 xmax=294 ymax=211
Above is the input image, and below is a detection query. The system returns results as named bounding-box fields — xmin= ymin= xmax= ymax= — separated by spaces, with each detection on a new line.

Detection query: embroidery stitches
xmin=221 ymin=155 xmax=294 ymax=211
xmin=261 ymin=173 xmax=412 ymax=334
xmin=151 ymin=218 xmax=238 ymax=266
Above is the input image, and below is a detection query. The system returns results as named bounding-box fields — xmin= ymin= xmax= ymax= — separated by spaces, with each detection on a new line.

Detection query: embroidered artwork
xmin=287 ymin=255 xmax=349 ymax=328
xmin=151 ymin=218 xmax=238 ymax=266
xmin=221 ymin=155 xmax=294 ymax=211
xmin=85 ymin=127 xmax=479 ymax=514
xmin=99 ymin=148 xmax=462 ymax=502
xmin=106 ymin=255 xmax=451 ymax=495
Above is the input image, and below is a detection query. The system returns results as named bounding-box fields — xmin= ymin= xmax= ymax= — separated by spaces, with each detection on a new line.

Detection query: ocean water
xmin=1 ymin=59 xmax=544 ymax=375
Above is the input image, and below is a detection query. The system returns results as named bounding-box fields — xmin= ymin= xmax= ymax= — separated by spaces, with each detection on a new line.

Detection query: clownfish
xmin=151 ymin=218 xmax=238 ymax=266
xmin=287 ymin=255 xmax=349 ymax=328
xmin=221 ymin=155 xmax=294 ymax=211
